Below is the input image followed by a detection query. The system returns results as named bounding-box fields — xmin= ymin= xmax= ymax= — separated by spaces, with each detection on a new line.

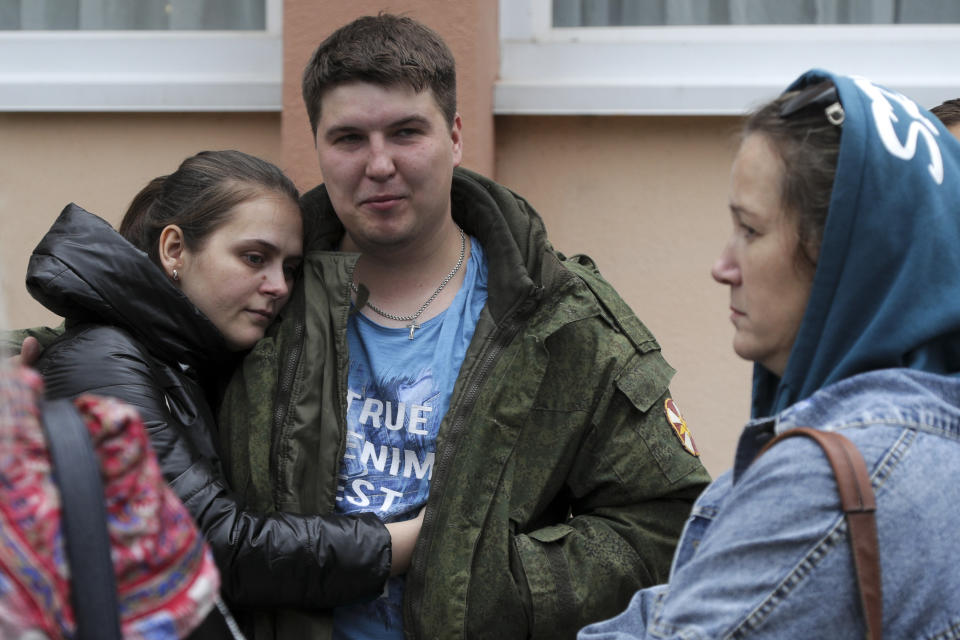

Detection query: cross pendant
xmin=407 ymin=321 xmax=421 ymax=340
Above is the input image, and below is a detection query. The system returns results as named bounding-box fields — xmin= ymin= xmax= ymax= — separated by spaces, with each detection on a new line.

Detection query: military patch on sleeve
xmin=664 ymin=398 xmax=699 ymax=457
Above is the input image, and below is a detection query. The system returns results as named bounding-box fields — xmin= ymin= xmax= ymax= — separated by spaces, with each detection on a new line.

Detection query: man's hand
xmin=386 ymin=509 xmax=425 ymax=576
xmin=8 ymin=336 xmax=41 ymax=367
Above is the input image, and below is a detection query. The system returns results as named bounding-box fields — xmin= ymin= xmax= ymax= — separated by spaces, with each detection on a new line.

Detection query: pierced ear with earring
xmin=158 ymin=224 xmax=185 ymax=285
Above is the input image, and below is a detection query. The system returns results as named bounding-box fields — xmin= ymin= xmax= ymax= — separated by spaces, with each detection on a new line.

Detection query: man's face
xmin=314 ymin=81 xmax=462 ymax=256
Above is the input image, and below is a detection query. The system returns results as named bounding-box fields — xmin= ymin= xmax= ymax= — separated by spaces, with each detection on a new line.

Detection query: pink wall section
xmin=277 ymin=0 xmax=751 ymax=473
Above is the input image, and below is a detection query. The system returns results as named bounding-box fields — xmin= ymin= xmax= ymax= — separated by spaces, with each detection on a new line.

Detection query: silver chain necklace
xmin=351 ymin=227 xmax=465 ymax=339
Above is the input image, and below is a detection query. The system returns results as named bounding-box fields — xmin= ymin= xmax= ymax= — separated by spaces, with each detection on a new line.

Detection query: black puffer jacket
xmin=27 ymin=203 xmax=391 ymax=610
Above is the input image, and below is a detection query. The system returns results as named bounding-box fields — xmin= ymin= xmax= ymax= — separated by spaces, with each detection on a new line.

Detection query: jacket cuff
xmin=512 ymin=524 xmax=578 ymax=640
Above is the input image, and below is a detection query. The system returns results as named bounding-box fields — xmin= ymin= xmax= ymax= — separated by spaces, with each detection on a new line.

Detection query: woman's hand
xmin=7 ymin=336 xmax=40 ymax=368
xmin=385 ymin=509 xmax=425 ymax=576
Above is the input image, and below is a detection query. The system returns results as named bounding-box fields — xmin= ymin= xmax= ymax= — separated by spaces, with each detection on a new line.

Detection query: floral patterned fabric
xmin=0 ymin=365 xmax=220 ymax=639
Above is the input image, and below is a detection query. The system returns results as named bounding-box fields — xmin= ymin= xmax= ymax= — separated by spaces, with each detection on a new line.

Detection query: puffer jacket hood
xmin=26 ymin=203 xmax=232 ymax=374
xmin=752 ymin=70 xmax=960 ymax=418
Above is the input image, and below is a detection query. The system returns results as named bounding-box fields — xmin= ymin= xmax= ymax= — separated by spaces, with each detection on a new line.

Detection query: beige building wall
xmin=1 ymin=112 xmax=282 ymax=330
xmin=2 ymin=1 xmax=749 ymax=476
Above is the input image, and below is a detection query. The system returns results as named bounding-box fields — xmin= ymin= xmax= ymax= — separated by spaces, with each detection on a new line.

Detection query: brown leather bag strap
xmin=757 ymin=427 xmax=882 ymax=640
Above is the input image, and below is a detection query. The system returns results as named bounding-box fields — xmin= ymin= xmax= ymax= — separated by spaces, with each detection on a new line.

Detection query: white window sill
xmin=0 ymin=31 xmax=281 ymax=111
xmin=496 ymin=24 xmax=960 ymax=115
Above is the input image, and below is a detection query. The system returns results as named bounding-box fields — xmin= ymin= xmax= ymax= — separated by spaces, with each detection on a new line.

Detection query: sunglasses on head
xmin=779 ymin=79 xmax=845 ymax=126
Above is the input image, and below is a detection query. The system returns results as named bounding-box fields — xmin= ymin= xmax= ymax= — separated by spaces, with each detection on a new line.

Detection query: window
xmin=551 ymin=0 xmax=960 ymax=27
xmin=497 ymin=0 xmax=960 ymax=115
xmin=0 ymin=0 xmax=266 ymax=30
xmin=0 ymin=0 xmax=281 ymax=111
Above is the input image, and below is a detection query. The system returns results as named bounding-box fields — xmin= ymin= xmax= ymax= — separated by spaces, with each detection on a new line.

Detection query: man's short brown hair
xmin=302 ymin=13 xmax=457 ymax=136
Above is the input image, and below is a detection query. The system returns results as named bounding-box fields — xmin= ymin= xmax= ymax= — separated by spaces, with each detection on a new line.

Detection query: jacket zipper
xmin=271 ymin=300 xmax=305 ymax=507
xmin=404 ymin=300 xmax=529 ymax=638
xmin=332 ymin=263 xmax=357 ymax=506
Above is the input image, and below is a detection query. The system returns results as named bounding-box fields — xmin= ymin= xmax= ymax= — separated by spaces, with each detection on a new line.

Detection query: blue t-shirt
xmin=333 ymin=237 xmax=488 ymax=639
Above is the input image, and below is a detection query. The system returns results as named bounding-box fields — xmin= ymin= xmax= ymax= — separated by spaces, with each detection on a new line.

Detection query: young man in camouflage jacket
xmin=218 ymin=14 xmax=710 ymax=640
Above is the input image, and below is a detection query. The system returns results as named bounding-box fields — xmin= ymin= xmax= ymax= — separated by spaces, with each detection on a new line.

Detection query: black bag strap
xmin=757 ymin=427 xmax=882 ymax=640
xmin=39 ymin=398 xmax=123 ymax=640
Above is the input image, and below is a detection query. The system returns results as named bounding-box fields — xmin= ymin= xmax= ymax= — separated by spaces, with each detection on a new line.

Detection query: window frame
xmin=497 ymin=0 xmax=960 ymax=115
xmin=0 ymin=0 xmax=282 ymax=111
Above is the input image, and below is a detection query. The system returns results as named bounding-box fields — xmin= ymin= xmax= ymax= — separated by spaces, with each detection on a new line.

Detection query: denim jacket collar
xmin=733 ymin=368 xmax=960 ymax=483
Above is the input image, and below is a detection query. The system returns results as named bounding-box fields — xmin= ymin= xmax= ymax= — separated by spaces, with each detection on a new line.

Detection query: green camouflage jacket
xmin=219 ymin=167 xmax=710 ymax=639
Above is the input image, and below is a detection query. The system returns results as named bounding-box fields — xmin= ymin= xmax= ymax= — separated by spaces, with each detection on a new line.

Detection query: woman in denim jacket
xmin=580 ymin=70 xmax=960 ymax=638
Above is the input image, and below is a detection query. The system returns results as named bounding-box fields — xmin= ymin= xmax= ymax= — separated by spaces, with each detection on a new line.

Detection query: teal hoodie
xmin=753 ymin=69 xmax=960 ymax=418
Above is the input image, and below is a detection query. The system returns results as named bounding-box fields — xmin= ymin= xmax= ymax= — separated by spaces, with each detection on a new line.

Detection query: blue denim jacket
xmin=579 ymin=369 xmax=960 ymax=639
